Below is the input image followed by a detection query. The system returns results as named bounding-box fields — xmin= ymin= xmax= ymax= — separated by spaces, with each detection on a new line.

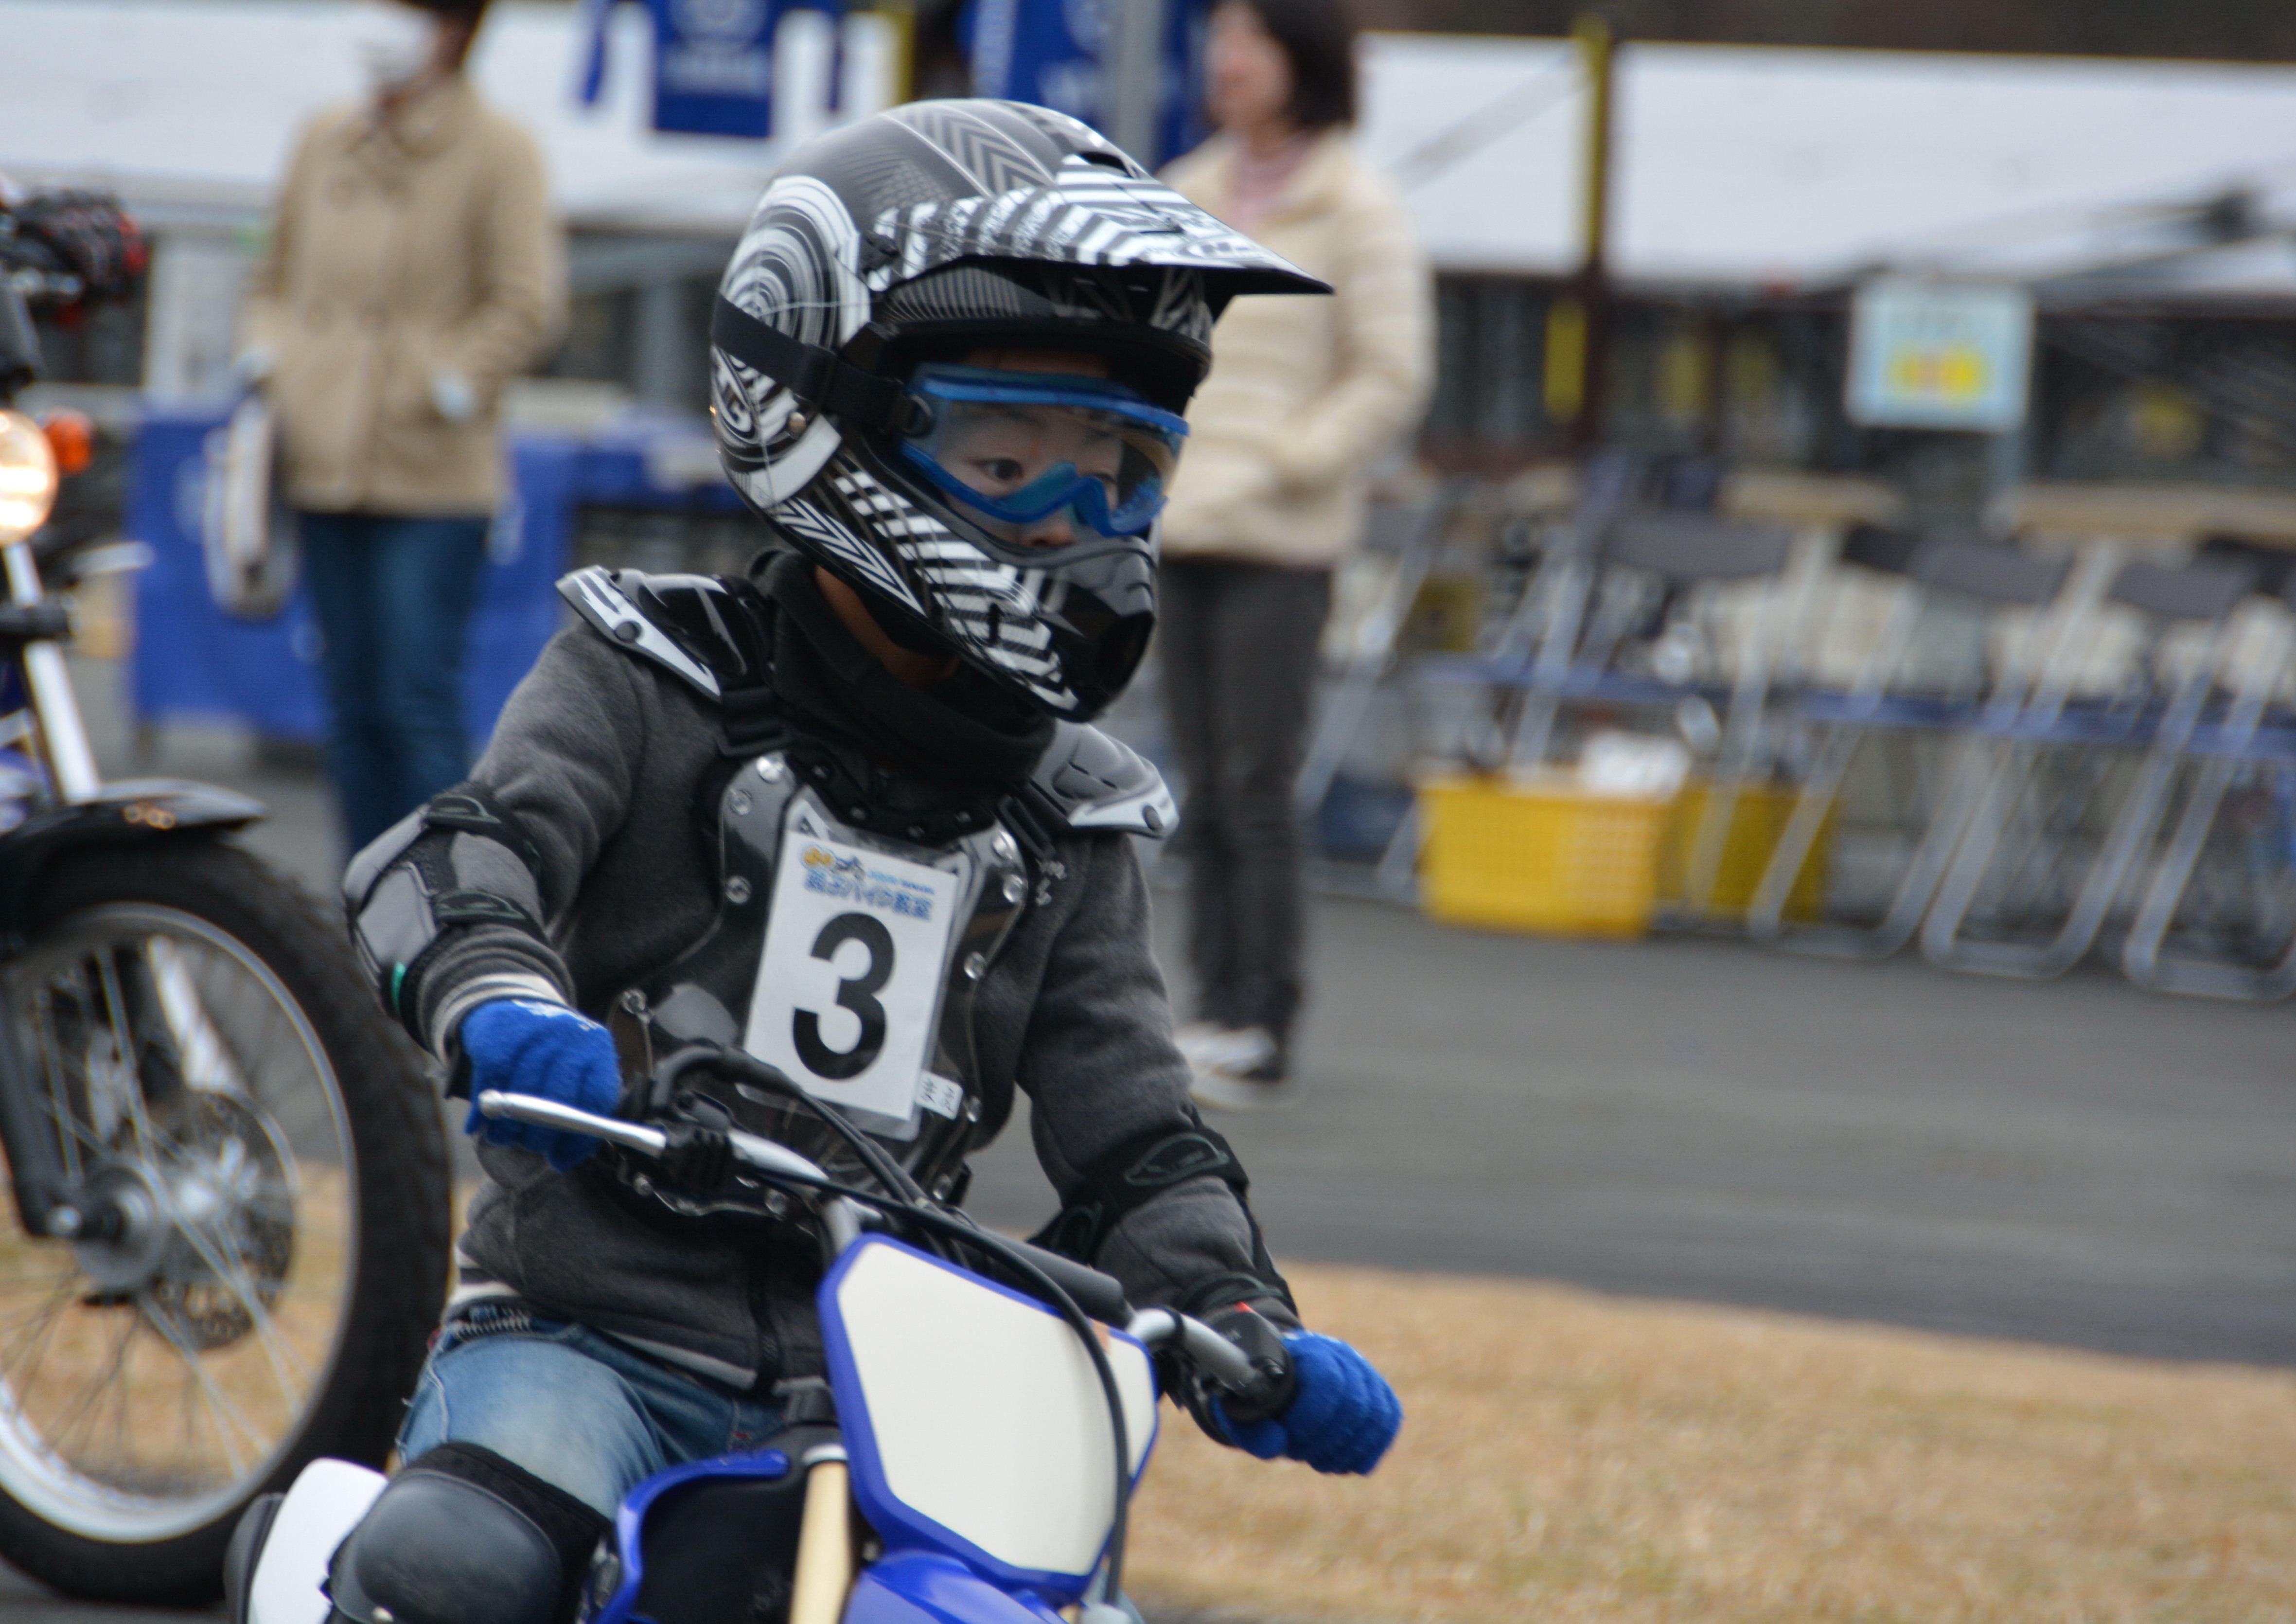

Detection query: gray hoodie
xmin=349 ymin=580 xmax=1283 ymax=1390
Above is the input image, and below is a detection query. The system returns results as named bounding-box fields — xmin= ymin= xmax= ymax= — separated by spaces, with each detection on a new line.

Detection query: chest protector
xmin=619 ymin=754 xmax=1026 ymax=1200
xmin=562 ymin=566 xmax=1175 ymax=1205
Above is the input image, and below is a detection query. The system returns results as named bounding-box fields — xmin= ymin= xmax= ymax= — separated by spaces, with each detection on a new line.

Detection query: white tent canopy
xmin=6 ymin=2 xmax=2296 ymax=294
xmin=1359 ymin=36 xmax=2296 ymax=296
xmin=0 ymin=0 xmax=883 ymax=232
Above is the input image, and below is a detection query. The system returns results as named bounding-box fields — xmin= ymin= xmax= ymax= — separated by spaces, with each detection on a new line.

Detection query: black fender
xmin=0 ymin=777 xmax=264 ymax=941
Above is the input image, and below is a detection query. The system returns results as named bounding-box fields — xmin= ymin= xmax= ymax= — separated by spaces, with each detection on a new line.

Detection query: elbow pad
xmin=344 ymin=785 xmax=558 ymax=1039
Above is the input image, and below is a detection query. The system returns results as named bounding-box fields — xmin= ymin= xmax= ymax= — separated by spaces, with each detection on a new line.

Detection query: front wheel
xmin=0 ymin=841 xmax=449 ymax=1604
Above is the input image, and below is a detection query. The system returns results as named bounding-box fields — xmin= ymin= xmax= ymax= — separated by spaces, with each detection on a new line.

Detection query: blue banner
xmin=963 ymin=0 xmax=1212 ymax=170
xmin=578 ymin=0 xmax=842 ymax=140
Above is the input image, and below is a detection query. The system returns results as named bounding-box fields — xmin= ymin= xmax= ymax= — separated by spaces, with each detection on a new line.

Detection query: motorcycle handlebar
xmin=474 ymin=1089 xmax=832 ymax=1185
xmin=474 ymin=1091 xmax=666 ymax=1154
xmin=472 ymin=1089 xmax=1280 ymax=1401
xmin=986 ymin=1237 xmax=1131 ymax=1326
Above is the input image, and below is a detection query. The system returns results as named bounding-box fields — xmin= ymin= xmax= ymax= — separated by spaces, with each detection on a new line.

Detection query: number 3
xmin=794 ymin=912 xmax=893 ymax=1080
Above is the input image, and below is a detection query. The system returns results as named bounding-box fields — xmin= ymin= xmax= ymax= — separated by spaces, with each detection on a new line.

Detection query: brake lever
xmin=1200 ymin=1304 xmax=1296 ymax=1424
xmin=1124 ymin=1306 xmax=1277 ymax=1400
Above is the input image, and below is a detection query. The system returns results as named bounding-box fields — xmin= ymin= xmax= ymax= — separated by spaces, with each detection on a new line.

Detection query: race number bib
xmin=743 ymin=835 xmax=962 ymax=1124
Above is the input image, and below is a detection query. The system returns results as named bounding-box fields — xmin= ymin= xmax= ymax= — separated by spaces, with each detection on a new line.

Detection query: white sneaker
xmin=1191 ymin=1065 xmax=1297 ymax=1113
xmin=1170 ymin=1020 xmax=1234 ymax=1071
xmin=1177 ymin=1024 xmax=1294 ymax=1110
xmin=1174 ymin=1023 xmax=1276 ymax=1078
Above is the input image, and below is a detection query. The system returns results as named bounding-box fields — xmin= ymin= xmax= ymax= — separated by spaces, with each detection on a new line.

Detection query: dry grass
xmin=1125 ymin=1263 xmax=2296 ymax=1624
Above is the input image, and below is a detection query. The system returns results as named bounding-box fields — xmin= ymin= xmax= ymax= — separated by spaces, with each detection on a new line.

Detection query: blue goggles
xmin=896 ymin=365 xmax=1188 ymax=547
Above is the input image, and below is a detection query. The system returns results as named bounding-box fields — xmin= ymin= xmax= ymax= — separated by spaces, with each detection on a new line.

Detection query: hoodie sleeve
xmin=344 ymin=625 xmax=650 ymax=1065
xmin=1012 ymin=833 xmax=1295 ymax=1321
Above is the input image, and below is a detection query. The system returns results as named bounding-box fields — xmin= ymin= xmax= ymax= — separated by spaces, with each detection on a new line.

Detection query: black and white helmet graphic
xmin=709 ymin=99 xmax=1325 ymax=720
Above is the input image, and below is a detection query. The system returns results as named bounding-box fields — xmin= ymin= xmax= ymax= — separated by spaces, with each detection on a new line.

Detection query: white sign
xmin=1846 ymin=278 xmax=2034 ymax=432
xmin=744 ymin=834 xmax=961 ymax=1126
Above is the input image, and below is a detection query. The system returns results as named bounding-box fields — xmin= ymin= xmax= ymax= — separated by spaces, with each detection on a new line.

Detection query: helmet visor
xmin=897 ymin=365 xmax=1187 ymax=551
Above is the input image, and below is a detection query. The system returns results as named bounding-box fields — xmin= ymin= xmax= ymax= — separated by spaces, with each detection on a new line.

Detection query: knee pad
xmin=328 ymin=1443 xmax=609 ymax=1624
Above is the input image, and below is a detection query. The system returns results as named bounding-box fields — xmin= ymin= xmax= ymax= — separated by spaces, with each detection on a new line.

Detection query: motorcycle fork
xmin=0 ymin=537 xmax=115 ymax=1238
xmin=789 ymin=1442 xmax=857 ymax=1624
xmin=0 ymin=976 xmax=75 ymax=1236
xmin=0 ymin=939 xmax=189 ymax=1241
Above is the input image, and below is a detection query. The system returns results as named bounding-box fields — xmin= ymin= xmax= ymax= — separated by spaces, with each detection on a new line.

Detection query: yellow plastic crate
xmin=1660 ymin=782 xmax=1833 ymax=923
xmin=1417 ymin=774 xmax=1835 ymax=938
xmin=1417 ymin=773 xmax=1672 ymax=937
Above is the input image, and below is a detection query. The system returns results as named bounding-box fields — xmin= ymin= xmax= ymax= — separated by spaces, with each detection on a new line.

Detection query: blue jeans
xmin=298 ymin=511 xmax=490 ymax=852
xmin=396 ymin=1306 xmax=784 ymax=1518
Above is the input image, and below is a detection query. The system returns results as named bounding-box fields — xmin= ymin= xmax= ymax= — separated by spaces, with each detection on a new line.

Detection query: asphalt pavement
xmin=11 ymin=658 xmax=2294 ymax=1613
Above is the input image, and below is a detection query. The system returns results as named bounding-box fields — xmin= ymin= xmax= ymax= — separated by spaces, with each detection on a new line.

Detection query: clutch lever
xmin=1124 ymin=1307 xmax=1260 ymax=1392
xmin=1127 ymin=1304 xmax=1296 ymax=1419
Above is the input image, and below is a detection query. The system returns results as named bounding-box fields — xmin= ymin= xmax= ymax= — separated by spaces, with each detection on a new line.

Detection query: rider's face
xmin=945 ymin=351 xmax=1121 ymax=549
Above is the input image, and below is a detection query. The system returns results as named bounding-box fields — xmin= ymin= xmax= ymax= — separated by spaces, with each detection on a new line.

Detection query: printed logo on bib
xmin=744 ymin=836 xmax=962 ymax=1124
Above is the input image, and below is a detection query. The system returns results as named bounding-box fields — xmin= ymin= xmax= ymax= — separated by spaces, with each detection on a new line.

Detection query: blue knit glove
xmin=1214 ymin=1332 xmax=1401 ymax=1475
xmin=458 ymin=999 xmax=622 ymax=1172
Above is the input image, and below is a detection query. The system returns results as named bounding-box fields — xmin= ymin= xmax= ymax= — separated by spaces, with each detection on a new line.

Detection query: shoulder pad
xmin=557 ymin=567 xmax=772 ymax=701
xmin=1028 ymin=723 xmax=1177 ymax=840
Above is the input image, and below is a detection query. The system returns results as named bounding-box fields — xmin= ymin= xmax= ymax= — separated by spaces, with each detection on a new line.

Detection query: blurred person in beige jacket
xmin=1159 ymin=0 xmax=1431 ymax=1108
xmin=240 ymin=0 xmax=565 ymax=851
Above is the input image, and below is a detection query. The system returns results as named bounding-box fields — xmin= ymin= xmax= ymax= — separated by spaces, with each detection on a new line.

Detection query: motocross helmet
xmin=709 ymin=100 xmax=1325 ymax=720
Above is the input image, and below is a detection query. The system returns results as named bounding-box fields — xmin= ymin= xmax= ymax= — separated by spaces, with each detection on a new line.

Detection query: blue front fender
xmin=844 ymin=1552 xmax=1068 ymax=1624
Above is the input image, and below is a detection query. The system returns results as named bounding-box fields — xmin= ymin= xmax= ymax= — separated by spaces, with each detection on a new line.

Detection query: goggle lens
xmin=898 ymin=366 xmax=1186 ymax=547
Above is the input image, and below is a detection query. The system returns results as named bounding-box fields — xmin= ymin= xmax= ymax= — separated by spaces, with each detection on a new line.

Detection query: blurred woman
xmin=241 ymin=0 xmax=565 ymax=851
xmin=1159 ymin=0 xmax=1432 ymax=1107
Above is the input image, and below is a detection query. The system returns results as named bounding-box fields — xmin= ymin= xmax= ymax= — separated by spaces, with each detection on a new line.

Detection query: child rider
xmin=302 ymin=101 xmax=1402 ymax=1624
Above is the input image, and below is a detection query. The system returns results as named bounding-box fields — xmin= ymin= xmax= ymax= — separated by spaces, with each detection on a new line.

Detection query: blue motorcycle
xmin=241 ymin=1047 xmax=1288 ymax=1624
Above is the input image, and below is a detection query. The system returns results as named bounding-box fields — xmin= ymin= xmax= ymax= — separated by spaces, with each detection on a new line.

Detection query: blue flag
xmin=962 ymin=0 xmax=1212 ymax=169
xmin=578 ymin=0 xmax=843 ymax=140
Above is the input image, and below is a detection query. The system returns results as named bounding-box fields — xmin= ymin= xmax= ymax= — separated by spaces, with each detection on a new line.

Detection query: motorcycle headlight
xmin=0 ymin=410 xmax=58 ymax=546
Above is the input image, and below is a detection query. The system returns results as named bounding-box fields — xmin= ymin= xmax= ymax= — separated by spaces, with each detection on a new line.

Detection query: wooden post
xmin=1554 ymin=14 xmax=1616 ymax=455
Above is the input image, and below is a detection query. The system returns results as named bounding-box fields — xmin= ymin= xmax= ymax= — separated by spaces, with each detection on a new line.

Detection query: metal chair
xmin=1919 ymin=555 xmax=2261 ymax=979
xmin=2120 ymin=571 xmax=2296 ymax=998
xmin=1417 ymin=509 xmax=1797 ymax=917
xmin=1368 ymin=453 xmax=1678 ymax=895
xmin=1747 ymin=533 xmax=2080 ymax=957
xmin=1294 ymin=487 xmax=1456 ymax=824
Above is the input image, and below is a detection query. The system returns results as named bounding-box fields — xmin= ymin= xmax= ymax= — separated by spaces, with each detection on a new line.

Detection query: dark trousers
xmin=299 ymin=511 xmax=490 ymax=851
xmin=1157 ymin=558 xmax=1331 ymax=1048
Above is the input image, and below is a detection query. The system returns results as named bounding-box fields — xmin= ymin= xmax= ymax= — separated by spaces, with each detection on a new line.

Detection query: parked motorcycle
xmin=0 ymin=188 xmax=450 ymax=1604
xmin=243 ymin=1045 xmax=1291 ymax=1624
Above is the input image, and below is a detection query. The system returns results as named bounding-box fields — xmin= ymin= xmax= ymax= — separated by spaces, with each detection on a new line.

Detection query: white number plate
xmin=742 ymin=834 xmax=962 ymax=1124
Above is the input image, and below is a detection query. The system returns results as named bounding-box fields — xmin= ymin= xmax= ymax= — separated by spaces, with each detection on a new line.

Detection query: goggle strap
xmin=711 ymin=297 xmax=926 ymax=434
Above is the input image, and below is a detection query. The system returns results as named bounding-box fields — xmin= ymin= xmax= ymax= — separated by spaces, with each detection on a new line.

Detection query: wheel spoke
xmin=166 ymin=1214 xmax=309 ymax=1400
xmin=137 ymin=1299 xmax=253 ymax=1481
xmin=144 ymin=937 xmax=248 ymax=1097
xmin=0 ymin=1272 xmax=77 ymax=1381
xmin=91 ymin=950 xmax=159 ymax=1152
xmin=38 ymin=1309 xmax=138 ymax=1463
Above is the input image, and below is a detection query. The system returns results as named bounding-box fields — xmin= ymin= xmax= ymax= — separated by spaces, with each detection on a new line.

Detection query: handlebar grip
xmin=990 ymin=1239 xmax=1131 ymax=1326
